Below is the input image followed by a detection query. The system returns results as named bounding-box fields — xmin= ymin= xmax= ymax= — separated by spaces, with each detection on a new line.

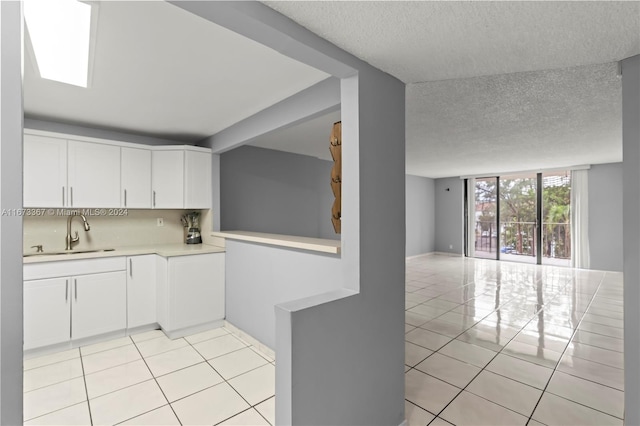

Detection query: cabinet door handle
xmin=129 ymin=258 xmax=133 ymax=277
xmin=153 ymin=191 xmax=156 ymax=207
xmin=62 ymin=187 xmax=65 ymax=206
xmin=124 ymin=189 xmax=127 ymax=207
xmin=65 ymin=279 xmax=69 ymax=301
xmin=70 ymin=187 xmax=74 ymax=207
xmin=74 ymin=279 xmax=77 ymax=300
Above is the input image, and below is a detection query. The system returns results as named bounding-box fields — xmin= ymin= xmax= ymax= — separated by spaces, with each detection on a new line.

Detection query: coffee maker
xmin=186 ymin=227 xmax=202 ymax=244
xmin=181 ymin=211 xmax=202 ymax=244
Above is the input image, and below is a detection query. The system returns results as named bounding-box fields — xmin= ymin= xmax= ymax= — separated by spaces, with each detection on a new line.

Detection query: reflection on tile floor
xmin=24 ymin=254 xmax=625 ymax=425
xmin=23 ymin=328 xmax=275 ymax=425
xmin=405 ymin=254 xmax=624 ymax=426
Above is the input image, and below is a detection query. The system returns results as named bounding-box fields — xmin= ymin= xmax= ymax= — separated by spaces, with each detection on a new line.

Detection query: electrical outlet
xmin=449 ymin=244 xmax=453 ymax=249
xmin=157 ymin=218 xmax=164 ymax=227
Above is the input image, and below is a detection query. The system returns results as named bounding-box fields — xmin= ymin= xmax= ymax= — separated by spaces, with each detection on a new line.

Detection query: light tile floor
xmin=24 ymin=254 xmax=624 ymax=425
xmin=23 ymin=328 xmax=275 ymax=425
xmin=405 ymin=255 xmax=624 ymax=426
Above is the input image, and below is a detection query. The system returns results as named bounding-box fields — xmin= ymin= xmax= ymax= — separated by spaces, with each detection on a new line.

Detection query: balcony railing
xmin=474 ymin=221 xmax=570 ymax=259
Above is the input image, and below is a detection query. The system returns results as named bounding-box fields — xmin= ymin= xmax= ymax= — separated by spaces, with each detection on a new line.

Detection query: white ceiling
xmin=23 ymin=1 xmax=329 ymax=142
xmin=256 ymin=1 xmax=640 ymax=178
xmin=249 ymin=110 xmax=341 ymax=161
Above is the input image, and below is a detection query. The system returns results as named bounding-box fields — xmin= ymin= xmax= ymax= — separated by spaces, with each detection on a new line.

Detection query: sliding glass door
xmin=466 ymin=171 xmax=572 ymax=266
xmin=542 ymin=172 xmax=571 ymax=266
xmin=499 ymin=173 xmax=538 ymax=264
xmin=472 ymin=178 xmax=498 ymax=259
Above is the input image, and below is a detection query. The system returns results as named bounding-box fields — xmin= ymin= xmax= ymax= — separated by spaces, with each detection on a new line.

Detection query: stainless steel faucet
xmin=66 ymin=213 xmax=90 ymax=250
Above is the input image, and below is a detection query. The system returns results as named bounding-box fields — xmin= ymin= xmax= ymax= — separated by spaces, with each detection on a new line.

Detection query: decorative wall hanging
xmin=330 ymin=121 xmax=342 ymax=234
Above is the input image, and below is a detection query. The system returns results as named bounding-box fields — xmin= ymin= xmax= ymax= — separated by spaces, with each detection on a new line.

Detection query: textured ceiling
xmin=264 ymin=1 xmax=639 ymax=84
xmin=259 ymin=1 xmax=638 ymax=178
xmin=23 ymin=1 xmax=329 ymax=142
xmin=406 ymin=63 xmax=622 ymax=178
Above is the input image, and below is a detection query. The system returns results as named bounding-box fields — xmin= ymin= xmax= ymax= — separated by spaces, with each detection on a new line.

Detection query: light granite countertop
xmin=211 ymin=230 xmax=341 ymax=254
xmin=23 ymin=243 xmax=225 ymax=264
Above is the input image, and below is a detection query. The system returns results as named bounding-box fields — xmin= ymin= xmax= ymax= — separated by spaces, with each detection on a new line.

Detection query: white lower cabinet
xmin=157 ymin=253 xmax=225 ymax=337
xmin=126 ymin=255 xmax=157 ymax=329
xmin=24 ymin=277 xmax=71 ymax=350
xmin=24 ymin=258 xmax=127 ymax=351
xmin=24 ymin=252 xmax=225 ymax=350
xmin=71 ymin=271 xmax=127 ymax=340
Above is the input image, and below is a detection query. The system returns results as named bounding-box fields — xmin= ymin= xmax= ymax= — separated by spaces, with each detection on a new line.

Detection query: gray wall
xmin=220 ymin=145 xmax=338 ymax=240
xmin=225 ymin=240 xmax=343 ymax=349
xmin=24 ymin=118 xmax=187 ymax=146
xmin=434 ymin=177 xmax=464 ymax=254
xmin=588 ymin=163 xmax=623 ymax=272
xmin=622 ymin=54 xmax=640 ymax=426
xmin=406 ymin=175 xmax=435 ymax=256
xmin=1 ymin=2 xmax=24 ymax=423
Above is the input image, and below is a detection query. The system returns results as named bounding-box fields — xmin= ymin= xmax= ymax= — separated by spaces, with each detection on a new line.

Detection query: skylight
xmin=24 ymin=0 xmax=93 ymax=88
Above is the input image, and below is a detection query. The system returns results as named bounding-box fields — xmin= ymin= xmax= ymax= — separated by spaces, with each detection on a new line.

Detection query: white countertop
xmin=23 ymin=243 xmax=225 ymax=264
xmin=211 ymin=231 xmax=341 ymax=254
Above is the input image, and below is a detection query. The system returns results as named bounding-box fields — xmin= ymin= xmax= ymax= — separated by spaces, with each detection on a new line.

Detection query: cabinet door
xmin=24 ymin=277 xmax=71 ymax=350
xmin=152 ymin=150 xmax=184 ymax=208
xmin=68 ymin=140 xmax=121 ymax=208
xmin=121 ymin=147 xmax=151 ymax=208
xmin=72 ymin=271 xmax=126 ymax=340
xmin=23 ymin=134 xmax=67 ymax=207
xmin=168 ymin=253 xmax=224 ymax=330
xmin=127 ymin=255 xmax=157 ymax=329
xmin=184 ymin=150 xmax=212 ymax=209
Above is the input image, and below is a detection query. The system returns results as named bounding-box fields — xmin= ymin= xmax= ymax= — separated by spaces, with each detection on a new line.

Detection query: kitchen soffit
xmin=23 ymin=0 xmax=330 ymax=142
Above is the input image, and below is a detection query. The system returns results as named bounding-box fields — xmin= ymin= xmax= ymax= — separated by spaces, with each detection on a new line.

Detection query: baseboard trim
xmin=405 ymin=252 xmax=436 ymax=261
xmin=224 ymin=320 xmax=275 ymax=361
xmin=432 ymin=251 xmax=464 ymax=257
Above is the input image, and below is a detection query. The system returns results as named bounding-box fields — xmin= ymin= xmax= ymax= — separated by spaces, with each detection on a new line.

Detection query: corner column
xmin=622 ymin=54 xmax=640 ymax=425
xmin=0 ymin=1 xmax=25 ymax=423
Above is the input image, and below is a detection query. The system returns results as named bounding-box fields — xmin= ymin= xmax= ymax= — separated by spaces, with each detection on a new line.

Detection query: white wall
xmin=406 ymin=175 xmax=435 ymax=257
xmin=225 ymin=240 xmax=343 ymax=349
xmin=588 ymin=163 xmax=623 ymax=272
xmin=434 ymin=177 xmax=464 ymax=254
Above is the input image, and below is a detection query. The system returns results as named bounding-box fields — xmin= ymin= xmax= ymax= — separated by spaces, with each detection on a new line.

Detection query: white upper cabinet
xmin=121 ymin=147 xmax=152 ymax=208
xmin=152 ymin=149 xmax=184 ymax=209
xmin=184 ymin=150 xmax=212 ymax=209
xmin=24 ymin=134 xmax=68 ymax=208
xmin=152 ymin=146 xmax=212 ymax=209
xmin=24 ymin=130 xmax=212 ymax=209
xmin=68 ymin=141 xmax=121 ymax=208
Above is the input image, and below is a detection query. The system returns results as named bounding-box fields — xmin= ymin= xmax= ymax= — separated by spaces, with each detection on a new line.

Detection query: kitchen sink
xmin=24 ymin=248 xmax=116 ymax=257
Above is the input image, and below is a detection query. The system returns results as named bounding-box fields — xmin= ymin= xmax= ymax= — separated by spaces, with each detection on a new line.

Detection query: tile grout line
xmin=524 ymin=272 xmax=614 ymax=424
xmin=128 ymin=334 xmax=184 ymax=426
xmin=80 ymin=339 xmax=102 ymax=426
xmin=407 ymin=263 xmax=577 ymax=423
xmin=184 ymin=328 xmax=275 ymax=425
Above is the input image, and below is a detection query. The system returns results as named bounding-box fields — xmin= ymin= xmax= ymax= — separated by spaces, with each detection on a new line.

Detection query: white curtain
xmin=466 ymin=178 xmax=476 ymax=257
xmin=571 ymin=170 xmax=590 ymax=268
